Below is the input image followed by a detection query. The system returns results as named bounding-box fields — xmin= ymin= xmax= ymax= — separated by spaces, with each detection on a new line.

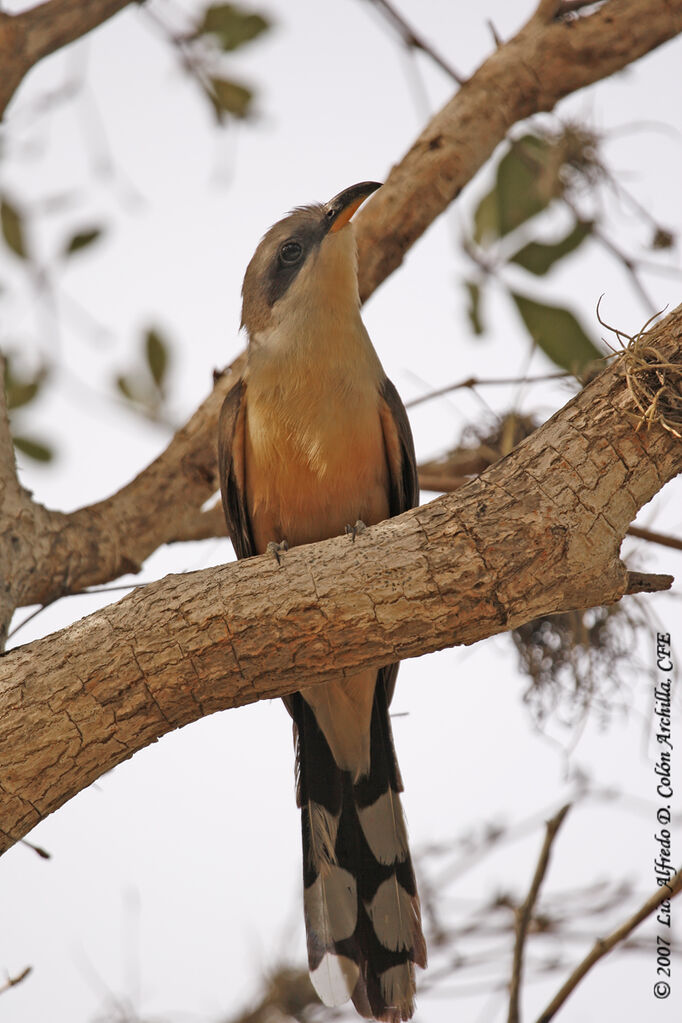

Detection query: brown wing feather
xmin=218 ymin=378 xmax=256 ymax=560
xmin=378 ymin=377 xmax=419 ymax=516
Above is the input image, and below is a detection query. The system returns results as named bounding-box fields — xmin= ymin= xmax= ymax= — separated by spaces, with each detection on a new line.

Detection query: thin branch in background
xmin=592 ymin=226 xmax=658 ymax=313
xmin=536 ymin=869 xmax=682 ymax=1022
xmin=20 ymin=838 xmax=51 ymax=859
xmin=406 ymin=371 xmax=574 ymax=409
xmin=508 ymin=804 xmax=571 ymax=1023
xmin=627 ymin=526 xmax=682 ymax=552
xmin=7 ymin=582 xmax=147 ymax=642
xmin=0 ymin=967 xmax=32 ymax=996
xmin=364 ymin=0 xmax=465 ymax=83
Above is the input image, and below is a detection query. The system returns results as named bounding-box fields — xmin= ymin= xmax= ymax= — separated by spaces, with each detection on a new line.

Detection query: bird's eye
xmin=279 ymin=240 xmax=302 ymax=265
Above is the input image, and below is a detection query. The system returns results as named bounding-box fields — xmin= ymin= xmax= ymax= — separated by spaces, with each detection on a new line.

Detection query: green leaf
xmin=464 ymin=280 xmax=484 ymax=335
xmin=145 ymin=328 xmax=168 ymax=388
xmin=1 ymin=198 xmax=28 ymax=259
xmin=13 ymin=435 xmax=54 ymax=462
xmin=207 ymin=76 xmax=253 ymax=119
xmin=473 ymin=188 xmax=498 ymax=246
xmin=3 ymin=356 xmax=46 ymax=410
xmin=63 ymin=228 xmax=103 ymax=257
xmin=495 ymin=135 xmax=557 ymax=237
xmin=197 ymin=4 xmax=269 ymax=51
xmin=511 ymin=291 xmax=604 ymax=374
xmin=6 ymin=379 xmax=39 ymax=410
xmin=510 ymin=220 xmax=593 ymax=276
xmin=115 ymin=374 xmax=137 ymax=402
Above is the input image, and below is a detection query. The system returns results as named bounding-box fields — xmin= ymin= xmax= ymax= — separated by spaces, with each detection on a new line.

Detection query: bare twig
xmin=508 ymin=805 xmax=571 ymax=1023
xmin=365 ymin=0 xmax=465 ymax=84
xmin=625 ymin=572 xmax=674 ymax=595
xmin=0 ymin=966 xmax=32 ymax=996
xmin=537 ymin=870 xmax=682 ymax=1022
xmin=406 ymin=371 xmax=574 ymax=409
xmin=627 ymin=526 xmax=682 ymax=552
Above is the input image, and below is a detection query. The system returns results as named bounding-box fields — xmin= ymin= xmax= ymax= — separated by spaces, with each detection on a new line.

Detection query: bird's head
xmin=241 ymin=181 xmax=381 ymax=340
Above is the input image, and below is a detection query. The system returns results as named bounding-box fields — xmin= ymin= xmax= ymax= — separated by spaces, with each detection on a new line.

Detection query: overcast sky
xmin=1 ymin=2 xmax=681 ymax=1022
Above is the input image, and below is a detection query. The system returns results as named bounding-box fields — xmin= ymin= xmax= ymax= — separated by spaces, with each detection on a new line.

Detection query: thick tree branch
xmin=1 ymin=304 xmax=681 ymax=853
xmin=3 ymin=0 xmax=681 ymax=636
xmin=354 ymin=0 xmax=682 ymax=300
xmin=0 ymin=0 xmax=133 ymax=119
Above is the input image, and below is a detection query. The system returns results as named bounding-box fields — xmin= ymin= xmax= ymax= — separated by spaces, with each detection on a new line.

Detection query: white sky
xmin=1 ymin=1 xmax=681 ymax=1022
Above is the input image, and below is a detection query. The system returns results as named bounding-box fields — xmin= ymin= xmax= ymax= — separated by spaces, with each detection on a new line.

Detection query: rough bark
xmin=2 ymin=0 xmax=681 ymax=633
xmin=1 ymin=303 xmax=681 ymax=853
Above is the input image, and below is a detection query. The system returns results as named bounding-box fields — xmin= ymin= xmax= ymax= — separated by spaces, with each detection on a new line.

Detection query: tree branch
xmin=354 ymin=0 xmax=682 ymax=301
xmin=3 ymin=0 xmax=681 ymax=636
xmin=508 ymin=805 xmax=571 ymax=1023
xmin=1 ymin=304 xmax=681 ymax=853
xmin=536 ymin=869 xmax=682 ymax=1022
xmin=0 ymin=0 xmax=133 ymax=119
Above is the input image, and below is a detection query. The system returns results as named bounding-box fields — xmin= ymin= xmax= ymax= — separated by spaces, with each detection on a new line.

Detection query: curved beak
xmin=325 ymin=181 xmax=382 ymax=234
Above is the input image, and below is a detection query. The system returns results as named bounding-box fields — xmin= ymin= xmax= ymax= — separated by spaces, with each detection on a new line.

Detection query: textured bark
xmin=3 ymin=0 xmax=681 ymax=632
xmin=1 ymin=304 xmax=681 ymax=853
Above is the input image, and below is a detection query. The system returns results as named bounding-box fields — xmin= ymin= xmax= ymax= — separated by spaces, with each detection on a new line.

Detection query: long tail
xmin=290 ymin=669 xmax=426 ymax=1022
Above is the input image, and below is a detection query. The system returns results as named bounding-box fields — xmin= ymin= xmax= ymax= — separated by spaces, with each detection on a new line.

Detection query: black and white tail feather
xmin=292 ymin=669 xmax=426 ymax=1022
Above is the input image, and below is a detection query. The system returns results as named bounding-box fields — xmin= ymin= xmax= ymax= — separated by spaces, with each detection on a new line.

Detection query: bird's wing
xmin=378 ymin=376 xmax=419 ymax=516
xmin=218 ymin=378 xmax=257 ymax=560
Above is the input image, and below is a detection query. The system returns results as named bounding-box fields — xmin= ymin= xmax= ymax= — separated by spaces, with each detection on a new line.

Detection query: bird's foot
xmin=266 ymin=539 xmax=289 ymax=565
xmin=344 ymin=520 xmax=367 ymax=542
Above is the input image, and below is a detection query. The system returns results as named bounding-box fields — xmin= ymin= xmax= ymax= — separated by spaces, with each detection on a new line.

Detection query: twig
xmin=625 ymin=571 xmax=674 ymax=595
xmin=627 ymin=526 xmax=682 ymax=552
xmin=406 ymin=371 xmax=573 ymax=409
xmin=593 ymin=227 xmax=657 ymax=313
xmin=364 ymin=0 xmax=465 ymax=84
xmin=418 ymin=472 xmax=470 ymax=493
xmin=536 ymin=870 xmax=682 ymax=1022
xmin=0 ymin=966 xmax=32 ymax=996
xmin=508 ymin=804 xmax=571 ymax=1023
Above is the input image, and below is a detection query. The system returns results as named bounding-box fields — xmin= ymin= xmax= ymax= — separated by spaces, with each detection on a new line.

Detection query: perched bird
xmin=218 ymin=182 xmax=426 ymax=1021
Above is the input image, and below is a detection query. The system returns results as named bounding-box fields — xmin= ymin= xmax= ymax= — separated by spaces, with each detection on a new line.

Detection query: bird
xmin=218 ymin=181 xmax=426 ymax=1022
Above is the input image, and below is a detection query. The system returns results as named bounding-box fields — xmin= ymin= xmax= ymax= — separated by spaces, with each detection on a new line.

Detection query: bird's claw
xmin=345 ymin=519 xmax=367 ymax=542
xmin=266 ymin=539 xmax=289 ymax=565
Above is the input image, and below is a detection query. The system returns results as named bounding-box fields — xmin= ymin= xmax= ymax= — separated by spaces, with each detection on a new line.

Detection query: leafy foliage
xmin=1 ymin=197 xmax=28 ymax=260
xmin=195 ymin=3 xmax=269 ymax=51
xmin=511 ymin=291 xmax=604 ymax=374
xmin=63 ymin=227 xmax=104 ymax=257
xmin=115 ymin=327 xmax=172 ymax=422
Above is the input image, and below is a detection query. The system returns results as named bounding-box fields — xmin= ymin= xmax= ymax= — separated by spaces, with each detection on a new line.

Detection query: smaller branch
xmin=365 ymin=0 xmax=465 ymax=84
xmin=627 ymin=526 xmax=682 ymax=553
xmin=536 ymin=870 xmax=682 ymax=1022
xmin=593 ymin=227 xmax=657 ymax=314
xmin=167 ymin=501 xmax=228 ymax=543
xmin=406 ymin=371 xmax=573 ymax=409
xmin=0 ymin=966 xmax=32 ymax=996
xmin=487 ymin=19 xmax=503 ymax=48
xmin=508 ymin=804 xmax=571 ymax=1023
xmin=625 ymin=571 xmax=674 ymax=595
xmin=418 ymin=472 xmax=469 ymax=493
